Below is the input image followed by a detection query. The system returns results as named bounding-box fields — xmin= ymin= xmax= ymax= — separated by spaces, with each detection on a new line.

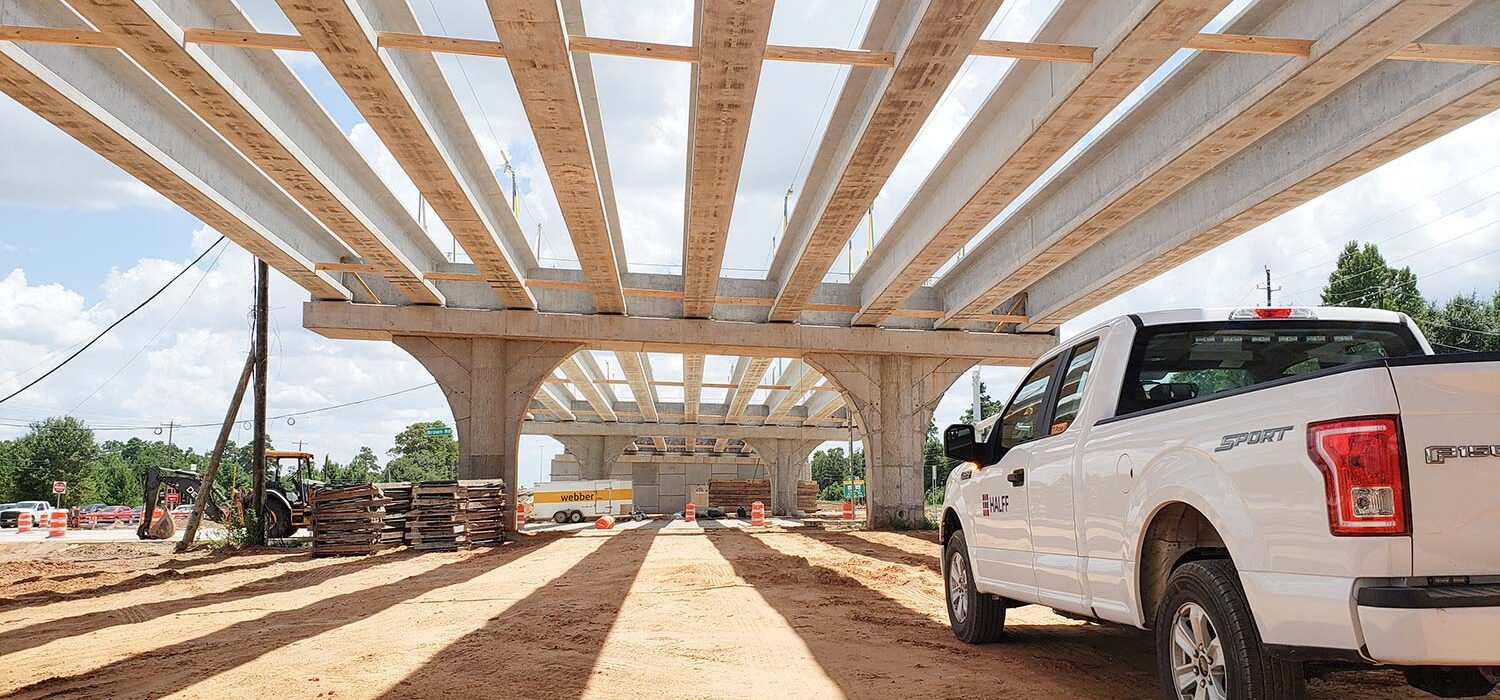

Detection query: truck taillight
xmin=1306 ymin=417 xmax=1408 ymax=536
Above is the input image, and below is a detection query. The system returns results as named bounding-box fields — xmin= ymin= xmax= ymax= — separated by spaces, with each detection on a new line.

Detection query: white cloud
xmin=0 ymin=96 xmax=168 ymax=211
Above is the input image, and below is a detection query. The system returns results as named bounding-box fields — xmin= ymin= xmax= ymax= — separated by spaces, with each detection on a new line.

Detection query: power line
xmin=69 ymin=241 xmax=230 ymax=412
xmin=1288 ymin=217 xmax=1500 ymax=300
xmin=0 ymin=236 xmax=228 ymax=407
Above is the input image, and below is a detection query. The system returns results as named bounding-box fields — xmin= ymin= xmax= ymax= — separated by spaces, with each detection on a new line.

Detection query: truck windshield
xmin=1118 ymin=320 xmax=1421 ymax=416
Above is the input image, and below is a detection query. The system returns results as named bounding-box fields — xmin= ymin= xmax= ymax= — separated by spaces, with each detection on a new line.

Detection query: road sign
xmin=165 ymin=489 xmax=181 ymax=506
xmin=425 ymin=426 xmax=453 ymax=437
xmin=841 ymin=479 xmax=865 ymax=498
xmin=52 ymin=481 xmax=66 ymax=494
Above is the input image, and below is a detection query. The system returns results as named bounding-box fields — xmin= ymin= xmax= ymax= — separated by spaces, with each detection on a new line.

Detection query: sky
xmin=1 ymin=0 xmax=1498 ymax=488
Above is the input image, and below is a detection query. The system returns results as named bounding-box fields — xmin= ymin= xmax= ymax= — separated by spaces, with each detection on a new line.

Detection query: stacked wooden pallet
xmin=379 ymin=482 xmax=412 ymax=547
xmin=311 ymin=484 xmax=390 ymax=557
xmin=407 ymin=481 xmax=465 ymax=551
xmin=461 ymin=480 xmax=507 ymax=546
xmin=707 ymin=479 xmax=820 ymax=513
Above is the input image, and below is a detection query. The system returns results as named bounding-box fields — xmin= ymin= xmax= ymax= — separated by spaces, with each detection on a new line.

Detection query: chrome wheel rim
xmin=947 ymin=550 xmax=970 ymax=624
xmin=1171 ymin=602 xmax=1227 ymax=700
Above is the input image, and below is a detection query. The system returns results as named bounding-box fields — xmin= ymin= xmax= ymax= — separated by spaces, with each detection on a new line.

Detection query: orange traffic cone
xmin=842 ymin=501 xmax=855 ymax=521
xmin=750 ymin=501 xmax=765 ymax=527
xmin=16 ymin=511 xmax=31 ymax=534
xmin=685 ymin=502 xmax=696 ymax=523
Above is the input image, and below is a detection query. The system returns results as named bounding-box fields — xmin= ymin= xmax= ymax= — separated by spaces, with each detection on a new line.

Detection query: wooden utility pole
xmin=176 ymin=350 xmax=255 ymax=552
xmin=251 ymin=259 xmax=269 ymax=545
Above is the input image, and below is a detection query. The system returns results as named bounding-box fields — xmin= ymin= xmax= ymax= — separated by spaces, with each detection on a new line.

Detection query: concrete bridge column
xmin=556 ymin=436 xmax=635 ymax=480
xmin=745 ymin=438 xmax=819 ymax=517
xmin=805 ymin=353 xmax=973 ymax=528
xmin=395 ymin=336 xmax=581 ymax=530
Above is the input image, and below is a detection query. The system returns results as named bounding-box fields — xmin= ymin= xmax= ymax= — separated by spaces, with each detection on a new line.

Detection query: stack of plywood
xmin=708 ymin=479 xmax=820 ymax=513
xmin=310 ymin=484 xmax=389 ymax=557
xmin=406 ymin=481 xmax=465 ymax=551
xmin=461 ymin=480 xmax=507 ymax=546
xmin=378 ymin=482 xmax=412 ymax=547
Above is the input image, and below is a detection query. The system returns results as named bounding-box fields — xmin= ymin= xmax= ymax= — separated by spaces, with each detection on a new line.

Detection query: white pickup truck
xmin=940 ymin=307 xmax=1499 ymax=699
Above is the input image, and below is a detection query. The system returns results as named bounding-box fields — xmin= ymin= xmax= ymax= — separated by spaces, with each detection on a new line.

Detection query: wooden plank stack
xmin=461 ymin=480 xmax=507 ymax=546
xmin=311 ymin=484 xmax=390 ymax=557
xmin=378 ymin=482 xmax=412 ymax=547
xmin=407 ymin=481 xmax=465 ymax=551
xmin=707 ymin=479 xmax=820 ymax=514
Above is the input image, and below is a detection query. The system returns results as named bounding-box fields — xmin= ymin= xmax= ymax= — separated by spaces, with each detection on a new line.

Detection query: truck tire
xmin=265 ymin=499 xmax=294 ymax=539
xmin=1155 ymin=559 xmax=1304 ymax=700
xmin=553 ymin=510 xmax=569 ymax=524
xmin=943 ymin=530 xmax=1006 ymax=643
xmin=568 ymin=510 xmax=584 ymax=524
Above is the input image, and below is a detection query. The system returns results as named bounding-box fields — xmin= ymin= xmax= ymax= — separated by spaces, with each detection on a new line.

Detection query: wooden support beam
xmin=682 ymin=0 xmax=775 ymax=318
xmin=71 ymin=0 xmax=442 ymax=305
xmin=763 ymin=44 xmax=893 ymax=67
xmin=972 ymin=38 xmax=1094 ymax=63
xmin=0 ymin=26 xmax=116 ymax=48
xmin=939 ymin=0 xmax=1479 ymax=328
xmin=277 ymin=0 xmax=535 ymax=309
xmin=181 ymin=27 xmax=309 ymax=51
xmin=1185 ymin=32 xmax=1312 ymax=57
xmin=855 ymin=0 xmax=1228 ymax=327
xmin=769 ymin=0 xmax=1005 ymax=322
xmin=1389 ymin=41 xmax=1500 ymax=65
xmin=683 ymin=353 xmax=704 ymax=423
xmin=376 ymin=31 xmax=504 ymax=58
xmin=0 ymin=46 xmax=348 ymax=301
xmin=567 ymin=34 xmax=698 ymax=63
xmin=486 ymin=0 xmax=626 ymax=314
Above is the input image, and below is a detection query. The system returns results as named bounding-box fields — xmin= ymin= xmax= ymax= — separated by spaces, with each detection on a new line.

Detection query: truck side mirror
xmin=944 ymin=424 xmax=986 ymax=464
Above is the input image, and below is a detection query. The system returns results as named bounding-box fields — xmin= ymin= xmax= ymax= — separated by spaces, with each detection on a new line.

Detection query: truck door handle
xmin=1006 ymin=469 xmax=1025 ymax=487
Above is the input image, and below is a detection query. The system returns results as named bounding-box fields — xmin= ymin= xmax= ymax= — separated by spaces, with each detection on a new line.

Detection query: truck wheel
xmin=943 ymin=530 xmax=1006 ymax=643
xmin=568 ymin=510 xmax=584 ymax=524
xmin=553 ymin=511 xmax=569 ymax=524
xmin=265 ymin=499 xmax=294 ymax=539
xmin=1155 ymin=559 xmax=1304 ymax=700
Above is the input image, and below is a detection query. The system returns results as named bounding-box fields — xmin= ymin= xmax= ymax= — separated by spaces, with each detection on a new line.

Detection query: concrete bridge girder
xmin=555 ymin=435 xmax=636 ymax=481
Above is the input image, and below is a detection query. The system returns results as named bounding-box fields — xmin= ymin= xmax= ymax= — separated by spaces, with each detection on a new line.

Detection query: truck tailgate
xmin=1389 ymin=355 xmax=1500 ymax=576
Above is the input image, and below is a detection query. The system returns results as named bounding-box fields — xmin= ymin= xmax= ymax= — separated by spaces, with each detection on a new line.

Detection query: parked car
xmin=81 ymin=505 xmax=134 ymax=528
xmin=127 ymin=506 xmax=145 ymax=524
xmin=940 ymin=306 xmax=1500 ymax=699
xmin=0 ymin=501 xmax=52 ymax=528
xmin=169 ymin=504 xmax=195 ymax=524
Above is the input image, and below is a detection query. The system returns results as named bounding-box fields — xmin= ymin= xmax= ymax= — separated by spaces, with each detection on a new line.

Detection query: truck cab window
xmin=1000 ymin=356 xmax=1058 ymax=447
xmin=1049 ymin=340 xmax=1098 ymax=434
xmin=1117 ymin=321 xmax=1420 ymax=416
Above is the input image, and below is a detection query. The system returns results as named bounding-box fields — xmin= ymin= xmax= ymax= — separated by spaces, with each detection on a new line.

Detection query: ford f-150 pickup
xmin=940 ymin=307 xmax=1499 ymax=699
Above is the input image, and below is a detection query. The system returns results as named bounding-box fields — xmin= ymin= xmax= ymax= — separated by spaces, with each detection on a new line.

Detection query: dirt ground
xmin=0 ymin=522 xmax=1488 ymax=699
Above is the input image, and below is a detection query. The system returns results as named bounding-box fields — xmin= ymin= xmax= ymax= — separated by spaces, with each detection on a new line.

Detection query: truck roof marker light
xmin=1229 ymin=307 xmax=1316 ymax=320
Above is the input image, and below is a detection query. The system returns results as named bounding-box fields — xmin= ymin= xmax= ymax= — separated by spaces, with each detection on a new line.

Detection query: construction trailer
xmin=528 ymin=480 xmax=635 ymax=524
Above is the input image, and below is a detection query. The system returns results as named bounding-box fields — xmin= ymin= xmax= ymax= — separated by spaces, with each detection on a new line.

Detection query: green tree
xmin=5 ymin=417 xmax=100 ymax=506
xmin=810 ymin=446 xmax=864 ymax=491
xmin=350 ymin=446 xmax=380 ymax=480
xmin=383 ymin=421 xmax=458 ymax=482
xmin=1428 ymin=293 xmax=1498 ymax=353
xmin=957 ymin=381 xmax=1005 ymax=425
xmin=1322 ymin=242 xmax=1395 ymax=309
xmin=92 ymin=452 xmax=143 ymax=505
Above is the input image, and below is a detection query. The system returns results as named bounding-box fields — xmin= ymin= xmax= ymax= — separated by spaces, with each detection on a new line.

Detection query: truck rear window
xmin=1117 ymin=320 xmax=1421 ymax=416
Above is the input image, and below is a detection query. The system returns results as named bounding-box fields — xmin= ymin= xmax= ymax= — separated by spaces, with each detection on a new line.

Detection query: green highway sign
xmin=425 ymin=426 xmax=453 ymax=437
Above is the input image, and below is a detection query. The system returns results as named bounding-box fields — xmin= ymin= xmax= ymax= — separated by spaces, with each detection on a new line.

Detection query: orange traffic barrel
xmin=594 ymin=514 xmax=615 ymax=530
xmin=685 ymin=502 xmax=696 ymax=522
xmin=47 ymin=510 xmax=66 ymax=538
xmin=750 ymin=501 xmax=765 ymax=527
xmin=514 ymin=504 xmax=527 ymax=531
xmin=16 ymin=511 xmax=31 ymax=533
xmin=842 ymin=501 xmax=855 ymax=521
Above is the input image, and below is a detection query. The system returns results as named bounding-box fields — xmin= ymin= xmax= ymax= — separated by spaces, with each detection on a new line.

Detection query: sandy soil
xmin=0 ymin=524 xmax=1489 ymax=699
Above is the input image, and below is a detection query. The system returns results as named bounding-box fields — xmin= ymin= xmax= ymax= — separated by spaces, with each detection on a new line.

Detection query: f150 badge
xmin=1214 ymin=426 xmax=1293 ymax=452
xmin=1425 ymin=444 xmax=1499 ymax=464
